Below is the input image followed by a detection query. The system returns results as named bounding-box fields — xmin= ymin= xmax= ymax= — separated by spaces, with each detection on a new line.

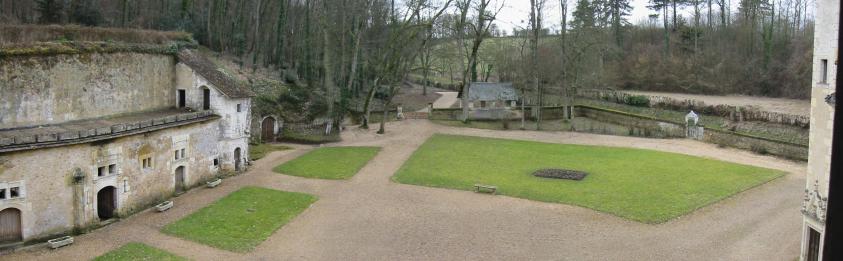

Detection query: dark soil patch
xmin=533 ymin=169 xmax=588 ymax=181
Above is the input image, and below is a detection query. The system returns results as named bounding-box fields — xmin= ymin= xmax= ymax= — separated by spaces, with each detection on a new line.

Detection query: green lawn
xmin=274 ymin=146 xmax=380 ymax=179
xmin=393 ymin=134 xmax=786 ymax=223
xmin=249 ymin=143 xmax=293 ymax=160
xmin=162 ymin=187 xmax=317 ymax=252
xmin=92 ymin=243 xmax=185 ymax=261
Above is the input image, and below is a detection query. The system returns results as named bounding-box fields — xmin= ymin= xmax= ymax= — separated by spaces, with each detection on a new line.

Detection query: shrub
xmin=625 ymin=95 xmax=650 ymax=107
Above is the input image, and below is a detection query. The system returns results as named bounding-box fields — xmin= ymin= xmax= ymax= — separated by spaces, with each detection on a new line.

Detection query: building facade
xmin=0 ymin=47 xmax=253 ymax=245
xmin=801 ymin=0 xmax=839 ymax=260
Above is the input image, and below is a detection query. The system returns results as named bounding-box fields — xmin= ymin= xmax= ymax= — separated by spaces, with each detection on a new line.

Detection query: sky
xmin=492 ymin=0 xmax=656 ymax=33
xmin=490 ymin=0 xmax=816 ymax=34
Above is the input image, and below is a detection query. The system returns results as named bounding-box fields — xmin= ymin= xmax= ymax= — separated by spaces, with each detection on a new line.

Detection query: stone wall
xmin=574 ymin=105 xmax=808 ymax=160
xmin=0 ymin=120 xmax=224 ymax=242
xmin=703 ymin=128 xmax=809 ymax=161
xmin=574 ymin=106 xmax=687 ymax=138
xmin=0 ymin=53 xmax=177 ymax=129
xmin=576 ymin=88 xmax=810 ymax=128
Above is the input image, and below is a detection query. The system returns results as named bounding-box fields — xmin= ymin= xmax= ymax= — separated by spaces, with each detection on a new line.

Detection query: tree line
xmin=0 ymin=0 xmax=815 ymax=132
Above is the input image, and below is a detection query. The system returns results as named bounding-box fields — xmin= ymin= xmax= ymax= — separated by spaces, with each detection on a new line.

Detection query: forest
xmin=0 ymin=0 xmax=815 ymax=128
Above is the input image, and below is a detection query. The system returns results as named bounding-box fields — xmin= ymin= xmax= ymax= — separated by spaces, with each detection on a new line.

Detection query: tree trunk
xmin=361 ymin=77 xmax=380 ymax=129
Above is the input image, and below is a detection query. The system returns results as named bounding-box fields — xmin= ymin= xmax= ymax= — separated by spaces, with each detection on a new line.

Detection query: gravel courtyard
xmin=6 ymin=120 xmax=805 ymax=261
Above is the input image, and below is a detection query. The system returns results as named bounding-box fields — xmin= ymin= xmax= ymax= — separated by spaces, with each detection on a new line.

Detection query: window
xmin=202 ymin=88 xmax=211 ymax=110
xmin=236 ymin=104 xmax=242 ymax=112
xmin=123 ymin=180 xmax=129 ymax=193
xmin=142 ymin=157 xmax=152 ymax=169
xmin=807 ymin=227 xmax=821 ymax=261
xmin=175 ymin=148 xmax=187 ymax=160
xmin=821 ymin=59 xmax=829 ymax=84
xmin=10 ymin=187 xmax=20 ymax=198
xmin=108 ymin=164 xmax=116 ymax=175
xmin=213 ymin=158 xmax=219 ymax=166
xmin=177 ymin=89 xmax=186 ymax=108
xmin=0 ymin=182 xmax=24 ymax=200
xmin=480 ymin=101 xmax=487 ymax=108
xmin=98 ymin=166 xmax=106 ymax=177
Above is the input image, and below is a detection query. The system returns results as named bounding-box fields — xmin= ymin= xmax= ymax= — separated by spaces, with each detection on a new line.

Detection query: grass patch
xmin=162 ymin=187 xmax=317 ymax=252
xmin=249 ymin=143 xmax=293 ymax=160
xmin=274 ymin=147 xmax=380 ymax=179
xmin=92 ymin=242 xmax=185 ymax=261
xmin=393 ymin=134 xmax=786 ymax=223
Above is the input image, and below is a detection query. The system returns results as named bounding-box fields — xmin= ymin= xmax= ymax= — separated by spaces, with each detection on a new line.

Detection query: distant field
xmin=393 ymin=134 xmax=786 ymax=223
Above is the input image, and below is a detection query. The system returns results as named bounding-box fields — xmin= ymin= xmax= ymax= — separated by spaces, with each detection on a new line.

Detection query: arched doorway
xmin=0 ymin=208 xmax=22 ymax=243
xmin=234 ymin=148 xmax=242 ymax=171
xmin=202 ymin=87 xmax=211 ymax=110
xmin=174 ymin=166 xmax=186 ymax=194
xmin=97 ymin=186 xmax=117 ymax=220
xmin=261 ymin=117 xmax=276 ymax=142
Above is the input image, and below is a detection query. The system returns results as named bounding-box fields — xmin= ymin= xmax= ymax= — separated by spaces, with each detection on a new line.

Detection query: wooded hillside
xmin=0 ymin=0 xmax=815 ymax=130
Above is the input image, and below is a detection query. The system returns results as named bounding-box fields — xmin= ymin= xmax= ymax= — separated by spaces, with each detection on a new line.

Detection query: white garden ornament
xmin=685 ymin=111 xmax=700 ymax=126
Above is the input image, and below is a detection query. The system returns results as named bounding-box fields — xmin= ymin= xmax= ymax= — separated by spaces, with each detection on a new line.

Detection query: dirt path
xmin=5 ymin=120 xmax=806 ymax=261
xmin=621 ymin=90 xmax=811 ymax=116
xmin=432 ymin=92 xmax=459 ymax=109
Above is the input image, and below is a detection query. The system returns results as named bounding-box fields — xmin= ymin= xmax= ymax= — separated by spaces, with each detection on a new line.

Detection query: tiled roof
xmin=467 ymin=82 xmax=519 ymax=101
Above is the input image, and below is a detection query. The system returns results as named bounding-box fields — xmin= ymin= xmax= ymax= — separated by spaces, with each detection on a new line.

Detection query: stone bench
xmin=473 ymin=184 xmax=497 ymax=195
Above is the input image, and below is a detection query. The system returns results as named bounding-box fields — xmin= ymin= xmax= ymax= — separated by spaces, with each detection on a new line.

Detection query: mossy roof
xmin=177 ymin=49 xmax=255 ymax=98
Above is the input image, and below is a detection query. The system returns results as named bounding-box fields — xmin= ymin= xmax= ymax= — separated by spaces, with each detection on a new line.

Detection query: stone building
xmin=0 ymin=45 xmax=254 ymax=245
xmin=800 ymin=0 xmax=839 ymax=260
xmin=463 ymin=82 xmax=519 ymax=109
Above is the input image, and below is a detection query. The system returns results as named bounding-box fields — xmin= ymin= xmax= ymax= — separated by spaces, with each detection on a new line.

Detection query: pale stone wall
xmin=0 ymin=53 xmax=176 ymax=129
xmin=0 ymin=120 xmax=222 ymax=241
xmin=175 ymin=63 xmax=251 ymax=169
xmin=802 ymin=0 xmax=838 ymax=259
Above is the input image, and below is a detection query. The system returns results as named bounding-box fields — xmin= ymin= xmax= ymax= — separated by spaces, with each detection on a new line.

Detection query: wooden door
xmin=175 ymin=166 xmax=185 ymax=194
xmin=261 ymin=117 xmax=276 ymax=142
xmin=0 ymin=208 xmax=22 ymax=243
xmin=97 ymin=187 xmax=116 ymax=220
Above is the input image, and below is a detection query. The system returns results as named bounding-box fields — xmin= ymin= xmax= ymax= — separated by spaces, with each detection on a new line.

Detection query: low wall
xmin=430 ymin=108 xmax=462 ymax=120
xmin=702 ymin=128 xmax=808 ymax=161
xmin=574 ymin=105 xmax=808 ymax=160
xmin=574 ymin=106 xmax=686 ymax=138
xmin=576 ymin=89 xmax=810 ymax=128
xmin=281 ymin=122 xmax=340 ymax=143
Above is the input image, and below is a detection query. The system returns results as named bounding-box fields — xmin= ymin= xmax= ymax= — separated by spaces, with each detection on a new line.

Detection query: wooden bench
xmin=474 ymin=184 xmax=497 ymax=195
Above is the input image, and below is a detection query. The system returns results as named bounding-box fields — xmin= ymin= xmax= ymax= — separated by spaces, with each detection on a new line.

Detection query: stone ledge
xmin=1 ymin=111 xmax=219 ymax=153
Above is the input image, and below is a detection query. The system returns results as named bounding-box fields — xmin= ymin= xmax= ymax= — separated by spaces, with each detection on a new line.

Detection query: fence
xmin=575 ymin=89 xmax=810 ymax=128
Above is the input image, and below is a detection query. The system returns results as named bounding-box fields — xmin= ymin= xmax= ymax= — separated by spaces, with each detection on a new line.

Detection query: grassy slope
xmin=274 ymin=147 xmax=381 ymax=179
xmin=249 ymin=143 xmax=293 ymax=160
xmin=393 ymin=134 xmax=785 ymax=223
xmin=162 ymin=187 xmax=317 ymax=252
xmin=92 ymin=243 xmax=186 ymax=261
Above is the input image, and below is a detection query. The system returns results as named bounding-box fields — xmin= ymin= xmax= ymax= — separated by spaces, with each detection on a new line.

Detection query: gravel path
xmin=5 ymin=120 xmax=805 ymax=261
xmin=432 ymin=91 xmax=459 ymax=109
xmin=621 ymin=90 xmax=811 ymax=117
